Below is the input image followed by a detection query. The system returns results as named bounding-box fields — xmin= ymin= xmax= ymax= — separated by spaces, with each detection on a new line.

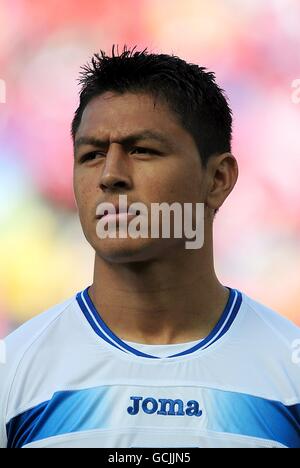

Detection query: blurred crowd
xmin=0 ymin=0 xmax=300 ymax=335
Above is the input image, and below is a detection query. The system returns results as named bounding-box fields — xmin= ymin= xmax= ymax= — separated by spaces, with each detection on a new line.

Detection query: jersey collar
xmin=76 ymin=286 xmax=242 ymax=360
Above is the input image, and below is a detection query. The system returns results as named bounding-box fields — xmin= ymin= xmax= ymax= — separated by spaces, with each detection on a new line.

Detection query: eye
xmin=79 ymin=151 xmax=105 ymax=163
xmin=130 ymin=147 xmax=156 ymax=155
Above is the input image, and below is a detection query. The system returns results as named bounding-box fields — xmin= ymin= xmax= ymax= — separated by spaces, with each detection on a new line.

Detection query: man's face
xmin=73 ymin=91 xmax=208 ymax=263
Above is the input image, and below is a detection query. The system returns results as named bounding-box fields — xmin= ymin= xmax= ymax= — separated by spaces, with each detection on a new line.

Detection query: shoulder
xmin=238 ymin=291 xmax=300 ymax=399
xmin=241 ymin=292 xmax=299 ymax=344
xmin=4 ymin=295 xmax=76 ymax=358
xmin=0 ymin=295 xmax=76 ymax=447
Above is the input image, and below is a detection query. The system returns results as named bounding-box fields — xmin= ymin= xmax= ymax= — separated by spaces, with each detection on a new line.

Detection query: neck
xmin=89 ymin=234 xmax=228 ymax=345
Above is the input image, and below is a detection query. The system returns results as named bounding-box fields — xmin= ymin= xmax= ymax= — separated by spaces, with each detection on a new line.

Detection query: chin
xmin=93 ymin=236 xmax=163 ymax=264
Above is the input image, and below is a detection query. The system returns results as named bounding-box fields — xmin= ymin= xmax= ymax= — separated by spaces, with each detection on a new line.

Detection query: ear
xmin=205 ymin=152 xmax=238 ymax=212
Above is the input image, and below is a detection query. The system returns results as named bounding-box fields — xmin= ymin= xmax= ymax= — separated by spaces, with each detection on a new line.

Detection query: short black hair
xmin=71 ymin=45 xmax=232 ymax=166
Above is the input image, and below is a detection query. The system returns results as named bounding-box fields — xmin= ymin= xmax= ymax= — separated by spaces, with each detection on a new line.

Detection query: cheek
xmin=139 ymin=161 xmax=203 ymax=203
xmin=73 ymin=172 xmax=94 ymax=212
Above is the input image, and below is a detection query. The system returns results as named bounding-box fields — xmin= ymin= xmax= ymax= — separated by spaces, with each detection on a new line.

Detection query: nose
xmin=99 ymin=144 xmax=132 ymax=192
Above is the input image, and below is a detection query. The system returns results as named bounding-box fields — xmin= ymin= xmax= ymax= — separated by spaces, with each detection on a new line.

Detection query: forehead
xmin=76 ymin=91 xmax=185 ymax=141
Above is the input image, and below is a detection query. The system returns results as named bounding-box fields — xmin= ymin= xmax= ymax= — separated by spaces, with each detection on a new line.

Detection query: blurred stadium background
xmin=0 ymin=0 xmax=300 ymax=336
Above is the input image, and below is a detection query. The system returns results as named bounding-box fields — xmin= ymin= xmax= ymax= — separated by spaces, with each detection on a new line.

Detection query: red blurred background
xmin=0 ymin=0 xmax=300 ymax=335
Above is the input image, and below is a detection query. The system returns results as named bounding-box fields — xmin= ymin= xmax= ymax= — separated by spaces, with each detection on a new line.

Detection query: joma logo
xmin=127 ymin=396 xmax=202 ymax=417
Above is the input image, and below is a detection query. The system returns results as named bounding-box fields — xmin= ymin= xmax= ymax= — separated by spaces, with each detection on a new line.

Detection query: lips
xmin=96 ymin=205 xmax=128 ymax=220
xmin=96 ymin=203 xmax=142 ymax=220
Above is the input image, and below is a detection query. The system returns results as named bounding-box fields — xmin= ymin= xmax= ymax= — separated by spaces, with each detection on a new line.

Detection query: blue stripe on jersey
xmin=77 ymin=287 xmax=242 ymax=359
xmin=76 ymin=292 xmax=127 ymax=354
xmin=77 ymin=291 xmax=159 ymax=359
xmin=7 ymin=401 xmax=48 ymax=449
xmin=6 ymin=386 xmax=300 ymax=448
xmin=169 ymin=289 xmax=242 ymax=357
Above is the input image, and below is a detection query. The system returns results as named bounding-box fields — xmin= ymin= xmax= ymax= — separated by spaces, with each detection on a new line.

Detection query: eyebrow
xmin=74 ymin=130 xmax=174 ymax=152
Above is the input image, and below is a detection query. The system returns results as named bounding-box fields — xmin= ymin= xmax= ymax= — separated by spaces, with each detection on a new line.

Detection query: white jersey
xmin=0 ymin=287 xmax=299 ymax=448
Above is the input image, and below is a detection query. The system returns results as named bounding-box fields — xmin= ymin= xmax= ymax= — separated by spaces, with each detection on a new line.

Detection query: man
xmin=0 ymin=46 xmax=299 ymax=448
